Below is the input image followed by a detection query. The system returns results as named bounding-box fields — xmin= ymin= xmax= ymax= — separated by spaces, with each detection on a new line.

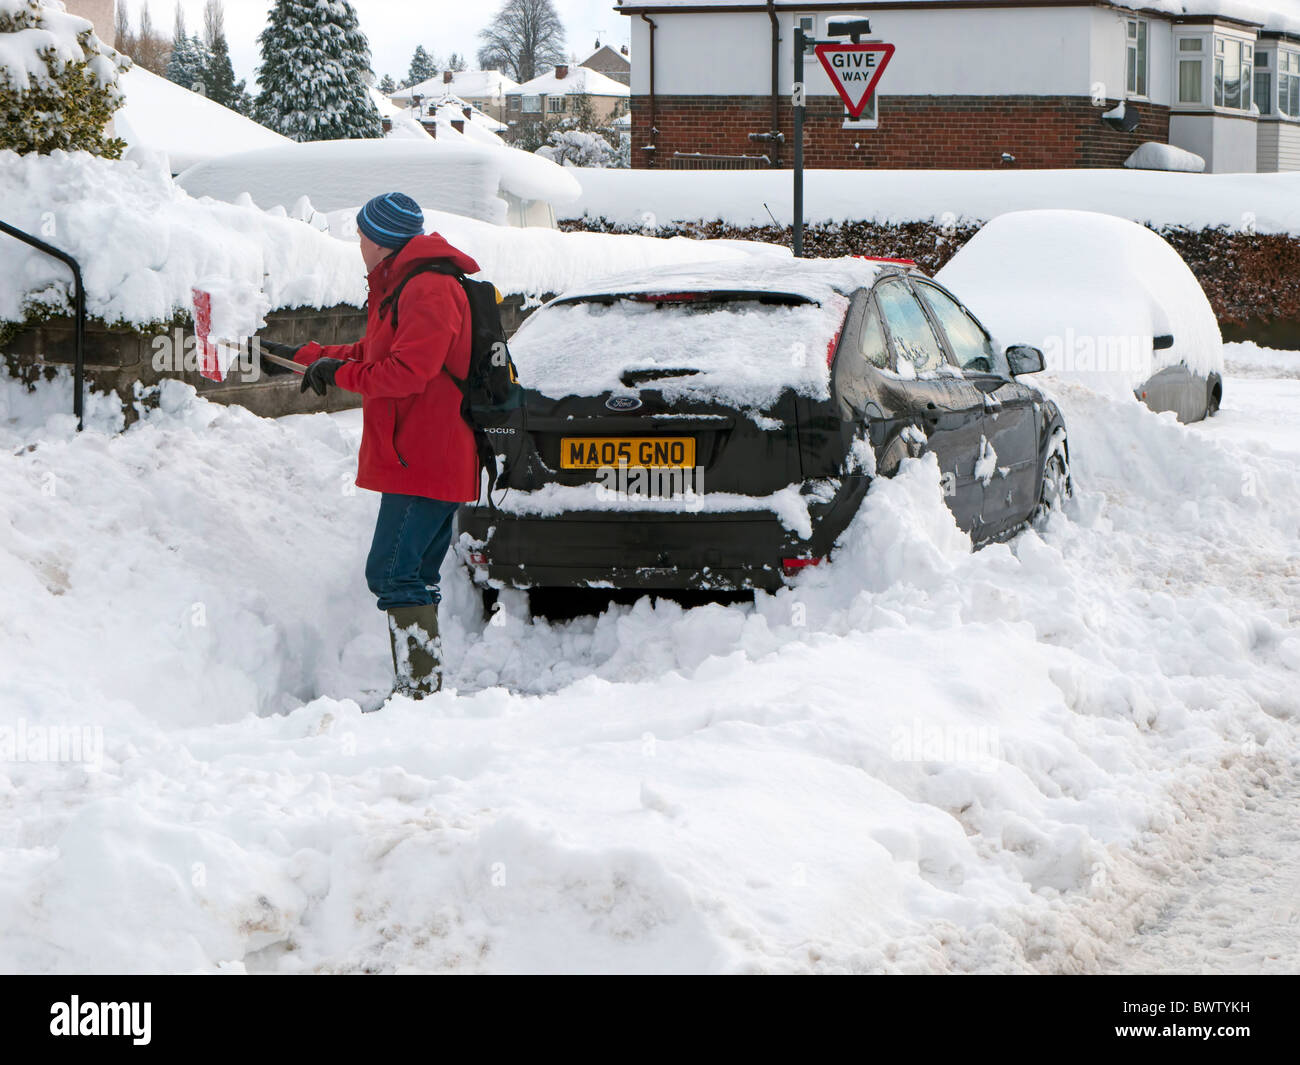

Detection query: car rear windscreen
xmin=511 ymin=291 xmax=850 ymax=409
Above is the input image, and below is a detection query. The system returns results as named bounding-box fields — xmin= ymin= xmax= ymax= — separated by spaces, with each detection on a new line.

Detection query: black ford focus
xmin=459 ymin=256 xmax=1070 ymax=596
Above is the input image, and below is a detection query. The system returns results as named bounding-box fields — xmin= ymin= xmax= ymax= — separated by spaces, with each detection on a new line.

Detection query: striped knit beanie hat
xmin=356 ymin=192 xmax=425 ymax=250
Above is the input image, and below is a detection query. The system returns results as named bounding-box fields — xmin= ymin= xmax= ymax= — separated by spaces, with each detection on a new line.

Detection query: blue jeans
xmin=365 ymin=494 xmax=460 ymax=610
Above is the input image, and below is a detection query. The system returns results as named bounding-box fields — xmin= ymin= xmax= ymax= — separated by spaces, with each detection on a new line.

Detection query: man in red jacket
xmin=266 ymin=192 xmax=480 ymax=701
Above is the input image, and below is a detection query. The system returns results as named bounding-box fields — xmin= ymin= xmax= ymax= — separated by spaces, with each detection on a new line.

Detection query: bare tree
xmin=114 ymin=0 xmax=134 ymax=53
xmin=114 ymin=1 xmax=171 ymax=75
xmin=202 ymin=0 xmax=225 ymax=48
xmin=477 ymin=0 xmax=566 ymax=83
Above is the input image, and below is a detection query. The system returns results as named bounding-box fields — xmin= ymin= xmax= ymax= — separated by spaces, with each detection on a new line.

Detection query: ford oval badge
xmin=606 ymin=395 xmax=643 ymax=411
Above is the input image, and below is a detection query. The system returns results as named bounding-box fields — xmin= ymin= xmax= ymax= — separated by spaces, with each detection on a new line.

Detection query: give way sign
xmin=814 ymin=42 xmax=895 ymax=119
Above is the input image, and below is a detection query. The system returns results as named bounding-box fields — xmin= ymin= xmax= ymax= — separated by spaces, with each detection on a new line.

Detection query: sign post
xmin=793 ymin=24 xmax=806 ymax=258
xmin=792 ymin=21 xmax=893 ymax=257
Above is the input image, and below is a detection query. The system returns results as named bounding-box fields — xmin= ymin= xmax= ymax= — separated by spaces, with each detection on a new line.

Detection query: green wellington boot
xmin=386 ymin=603 xmax=442 ymax=699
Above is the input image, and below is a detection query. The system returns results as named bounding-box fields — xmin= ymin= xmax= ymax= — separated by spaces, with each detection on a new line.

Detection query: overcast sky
xmin=123 ymin=0 xmax=630 ymax=87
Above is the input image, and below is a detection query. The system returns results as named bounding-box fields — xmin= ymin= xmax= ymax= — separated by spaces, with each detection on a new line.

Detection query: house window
xmin=1282 ymin=51 xmax=1300 ymax=118
xmin=798 ymin=15 xmax=816 ymax=51
xmin=842 ymin=94 xmax=878 ymax=129
xmin=1213 ymin=36 xmax=1253 ymax=111
xmin=547 ymin=96 xmax=567 ymax=113
xmin=1177 ymin=37 xmax=1204 ymax=104
xmin=508 ymin=95 xmax=520 ymax=111
xmin=1126 ymin=19 xmax=1148 ymax=97
xmin=1256 ymin=51 xmax=1272 ymax=115
xmin=522 ymin=95 xmax=541 ymax=113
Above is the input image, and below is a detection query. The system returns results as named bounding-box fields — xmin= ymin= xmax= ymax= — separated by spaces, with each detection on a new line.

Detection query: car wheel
xmin=1207 ymin=376 xmax=1222 ymax=417
xmin=1031 ymin=431 xmax=1071 ymax=528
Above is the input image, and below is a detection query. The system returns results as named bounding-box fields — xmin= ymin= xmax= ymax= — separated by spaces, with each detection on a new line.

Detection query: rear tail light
xmin=825 ymin=325 xmax=844 ymax=366
xmin=782 ymin=556 xmax=823 ymax=576
xmin=468 ymin=551 xmax=488 ymax=566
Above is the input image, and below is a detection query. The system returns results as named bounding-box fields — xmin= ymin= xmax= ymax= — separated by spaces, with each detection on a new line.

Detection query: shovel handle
xmin=261 ymin=351 xmax=306 ymax=375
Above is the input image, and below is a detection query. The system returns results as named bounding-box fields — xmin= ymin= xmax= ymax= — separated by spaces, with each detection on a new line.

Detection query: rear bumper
xmin=459 ymin=510 xmax=802 ymax=592
xmin=457 ymin=477 xmax=868 ymax=593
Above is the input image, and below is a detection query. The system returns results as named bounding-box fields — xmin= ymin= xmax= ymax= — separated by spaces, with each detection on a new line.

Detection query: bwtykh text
xmin=50 ymin=997 xmax=151 ymax=1045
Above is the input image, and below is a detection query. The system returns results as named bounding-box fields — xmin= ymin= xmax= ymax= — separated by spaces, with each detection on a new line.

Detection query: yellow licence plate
xmin=561 ymin=436 xmax=696 ymax=470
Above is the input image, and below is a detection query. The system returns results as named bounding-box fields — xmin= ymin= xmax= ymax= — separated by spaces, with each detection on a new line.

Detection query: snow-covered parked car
xmin=175 ymin=137 xmax=579 ymax=229
xmin=459 ymin=257 xmax=1071 ymax=597
xmin=937 ymin=209 xmax=1224 ymax=423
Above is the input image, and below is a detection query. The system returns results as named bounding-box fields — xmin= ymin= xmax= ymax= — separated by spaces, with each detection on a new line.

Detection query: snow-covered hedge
xmin=0 ymin=0 xmax=128 ymax=156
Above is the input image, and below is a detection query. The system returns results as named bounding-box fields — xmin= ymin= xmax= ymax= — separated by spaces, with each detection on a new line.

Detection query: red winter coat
xmin=295 ymin=233 xmax=481 ymax=502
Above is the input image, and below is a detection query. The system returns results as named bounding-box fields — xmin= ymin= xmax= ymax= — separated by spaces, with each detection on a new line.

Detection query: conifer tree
xmin=255 ymin=0 xmax=383 ymax=141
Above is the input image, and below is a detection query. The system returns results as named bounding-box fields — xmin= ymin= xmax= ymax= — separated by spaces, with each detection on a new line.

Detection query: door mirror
xmin=1006 ymin=344 xmax=1045 ymax=375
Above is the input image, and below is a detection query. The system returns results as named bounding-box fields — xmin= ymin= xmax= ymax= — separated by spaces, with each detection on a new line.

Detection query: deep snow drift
xmin=0 ymin=348 xmax=1297 ymax=972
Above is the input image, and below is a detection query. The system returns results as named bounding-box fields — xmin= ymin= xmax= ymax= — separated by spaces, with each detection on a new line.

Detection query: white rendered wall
xmin=630 ymin=7 xmax=1099 ymax=98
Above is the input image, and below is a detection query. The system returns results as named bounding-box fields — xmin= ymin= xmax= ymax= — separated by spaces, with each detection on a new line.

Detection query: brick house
xmin=505 ymin=63 xmax=632 ymax=131
xmin=580 ymin=42 xmax=633 ymax=85
xmin=615 ymin=0 xmax=1300 ymax=172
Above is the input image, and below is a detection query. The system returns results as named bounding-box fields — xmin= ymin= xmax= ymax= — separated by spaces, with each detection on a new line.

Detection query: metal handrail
xmin=1 ymin=220 xmax=86 ymax=430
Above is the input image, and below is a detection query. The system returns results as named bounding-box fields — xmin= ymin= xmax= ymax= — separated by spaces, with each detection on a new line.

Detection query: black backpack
xmin=377 ymin=259 xmax=530 ymax=499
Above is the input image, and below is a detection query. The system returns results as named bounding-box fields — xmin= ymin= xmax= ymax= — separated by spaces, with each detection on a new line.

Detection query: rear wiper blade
xmin=619 ymin=367 xmax=702 ymax=387
xmin=555 ymin=290 xmax=817 ymax=308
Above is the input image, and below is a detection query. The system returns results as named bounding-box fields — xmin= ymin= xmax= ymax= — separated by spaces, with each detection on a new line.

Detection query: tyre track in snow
xmin=1101 ymin=765 xmax=1300 ymax=973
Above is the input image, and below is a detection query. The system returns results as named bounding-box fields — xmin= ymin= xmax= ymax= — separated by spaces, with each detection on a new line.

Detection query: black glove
xmin=300 ymin=357 xmax=345 ymax=396
xmin=256 ymin=339 xmax=302 ymax=376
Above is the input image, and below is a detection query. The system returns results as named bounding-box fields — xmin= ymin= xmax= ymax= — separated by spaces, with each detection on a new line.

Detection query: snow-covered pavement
xmin=0 ymin=348 xmax=1297 ymax=974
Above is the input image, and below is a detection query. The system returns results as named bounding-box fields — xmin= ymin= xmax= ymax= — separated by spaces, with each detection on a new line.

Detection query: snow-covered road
xmin=0 ymin=345 xmax=1297 ymax=974
xmin=1103 ymin=764 xmax=1300 ymax=974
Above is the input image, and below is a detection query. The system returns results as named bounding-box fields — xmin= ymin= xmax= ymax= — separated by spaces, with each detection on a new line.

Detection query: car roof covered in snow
xmin=176 ymin=136 xmax=580 ymax=225
xmin=551 ymin=255 xmax=892 ymax=306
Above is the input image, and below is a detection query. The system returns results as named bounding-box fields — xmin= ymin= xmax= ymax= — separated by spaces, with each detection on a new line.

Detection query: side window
xmin=859 ymin=300 xmax=889 ymax=368
xmin=874 ymin=279 xmax=947 ymax=377
xmin=915 ymin=282 xmax=999 ymax=374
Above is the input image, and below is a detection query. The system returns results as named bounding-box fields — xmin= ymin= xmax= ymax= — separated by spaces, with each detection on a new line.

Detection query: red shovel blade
xmin=191 ymin=287 xmax=223 ymax=382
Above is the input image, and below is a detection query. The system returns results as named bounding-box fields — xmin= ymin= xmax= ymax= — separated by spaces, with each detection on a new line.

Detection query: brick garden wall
xmin=633 ymin=95 xmax=1170 ymax=170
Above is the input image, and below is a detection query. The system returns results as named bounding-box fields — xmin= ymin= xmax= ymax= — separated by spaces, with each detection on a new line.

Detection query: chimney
xmin=443 ymin=70 xmax=453 ymax=84
xmin=555 ymin=64 xmax=568 ymax=80
xmin=462 ymin=106 xmax=472 ymax=119
xmin=621 ymin=44 xmax=629 ymax=56
xmin=451 ymin=118 xmax=465 ymax=134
